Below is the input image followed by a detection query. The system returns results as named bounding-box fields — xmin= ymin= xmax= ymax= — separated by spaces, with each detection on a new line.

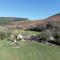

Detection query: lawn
xmin=0 ymin=40 xmax=60 ymax=60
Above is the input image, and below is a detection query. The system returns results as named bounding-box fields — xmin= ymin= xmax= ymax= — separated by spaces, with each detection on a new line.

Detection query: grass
xmin=11 ymin=29 xmax=40 ymax=35
xmin=0 ymin=39 xmax=60 ymax=60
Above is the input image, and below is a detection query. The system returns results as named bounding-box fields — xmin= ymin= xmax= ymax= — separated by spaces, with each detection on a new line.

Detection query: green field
xmin=0 ymin=40 xmax=60 ymax=60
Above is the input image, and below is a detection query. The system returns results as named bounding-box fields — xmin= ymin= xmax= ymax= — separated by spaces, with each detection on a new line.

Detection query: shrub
xmin=28 ymin=25 xmax=44 ymax=32
xmin=0 ymin=31 xmax=11 ymax=40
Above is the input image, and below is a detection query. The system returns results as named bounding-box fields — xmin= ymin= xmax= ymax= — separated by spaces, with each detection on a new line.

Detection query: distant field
xmin=0 ymin=40 xmax=60 ymax=60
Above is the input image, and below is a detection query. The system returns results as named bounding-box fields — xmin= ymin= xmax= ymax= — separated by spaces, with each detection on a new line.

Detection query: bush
xmin=28 ymin=25 xmax=45 ymax=32
xmin=54 ymin=33 xmax=60 ymax=39
xmin=0 ymin=32 xmax=5 ymax=39
xmin=0 ymin=32 xmax=10 ymax=40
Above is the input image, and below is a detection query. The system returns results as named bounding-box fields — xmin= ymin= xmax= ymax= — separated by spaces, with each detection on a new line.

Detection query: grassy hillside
xmin=0 ymin=17 xmax=28 ymax=25
xmin=0 ymin=40 xmax=60 ymax=60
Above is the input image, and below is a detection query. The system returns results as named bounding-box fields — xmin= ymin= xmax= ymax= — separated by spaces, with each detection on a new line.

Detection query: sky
xmin=0 ymin=0 xmax=60 ymax=20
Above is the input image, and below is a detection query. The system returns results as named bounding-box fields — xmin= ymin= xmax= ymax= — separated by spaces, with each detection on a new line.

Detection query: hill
xmin=46 ymin=13 xmax=60 ymax=21
xmin=7 ymin=13 xmax=60 ymax=29
xmin=45 ymin=13 xmax=60 ymax=27
xmin=0 ymin=13 xmax=60 ymax=29
xmin=0 ymin=17 xmax=28 ymax=25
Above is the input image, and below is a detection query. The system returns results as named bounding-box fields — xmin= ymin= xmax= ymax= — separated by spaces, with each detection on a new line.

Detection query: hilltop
xmin=45 ymin=13 xmax=60 ymax=21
